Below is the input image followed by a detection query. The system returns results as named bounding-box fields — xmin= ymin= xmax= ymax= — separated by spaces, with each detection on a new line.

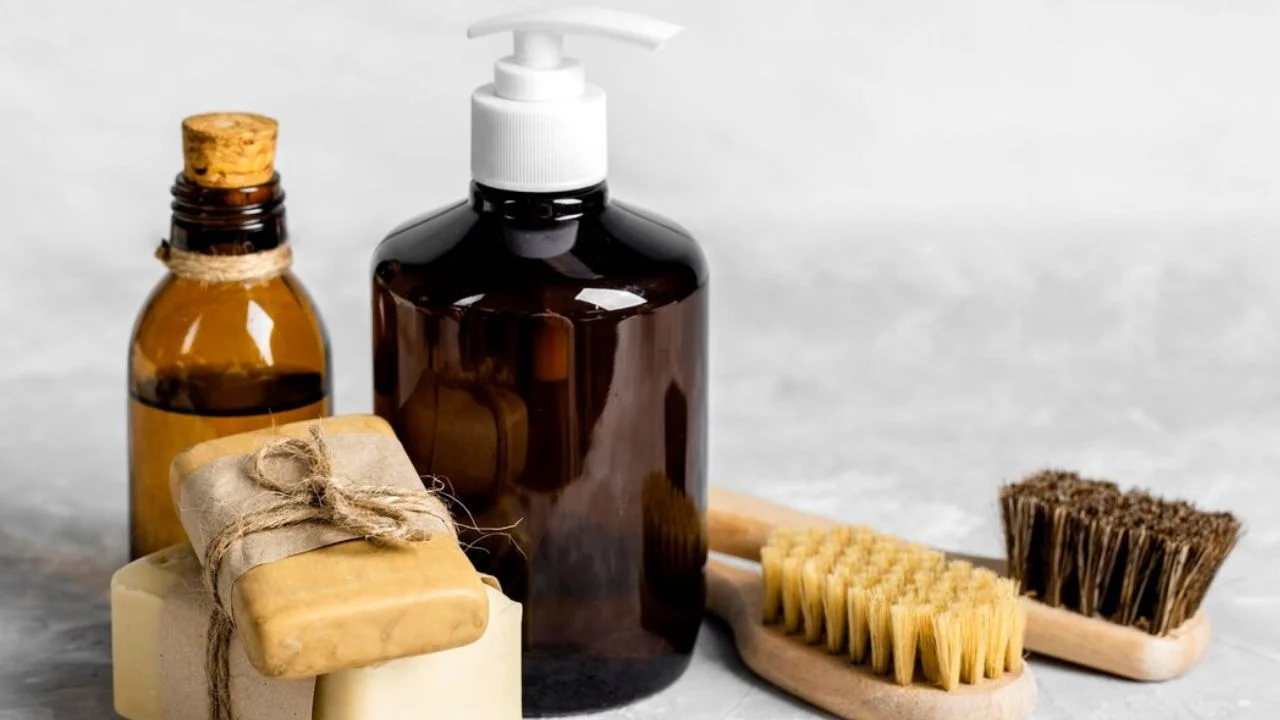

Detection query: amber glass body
xmin=372 ymin=182 xmax=708 ymax=714
xmin=127 ymin=175 xmax=331 ymax=559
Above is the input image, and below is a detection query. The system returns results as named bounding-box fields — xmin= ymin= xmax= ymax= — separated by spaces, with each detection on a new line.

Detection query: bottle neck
xmin=169 ymin=174 xmax=287 ymax=254
xmin=471 ymin=181 xmax=608 ymax=222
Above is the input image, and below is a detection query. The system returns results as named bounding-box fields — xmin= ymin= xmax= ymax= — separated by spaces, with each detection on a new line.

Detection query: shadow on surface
xmin=0 ymin=524 xmax=118 ymax=719
xmin=700 ymin=614 xmax=837 ymax=718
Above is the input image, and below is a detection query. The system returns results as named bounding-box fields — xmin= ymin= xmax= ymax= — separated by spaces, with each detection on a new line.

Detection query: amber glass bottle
xmin=127 ymin=113 xmax=330 ymax=560
xmin=373 ymin=182 xmax=708 ymax=714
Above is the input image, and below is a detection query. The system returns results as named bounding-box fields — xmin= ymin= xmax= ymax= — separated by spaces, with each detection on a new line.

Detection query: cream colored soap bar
xmin=112 ymin=545 xmax=523 ymax=720
xmin=111 ymin=544 xmax=313 ymax=720
xmin=314 ymin=578 xmax=523 ymax=720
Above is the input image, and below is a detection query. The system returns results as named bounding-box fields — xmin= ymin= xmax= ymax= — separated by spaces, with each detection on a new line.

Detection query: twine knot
xmin=202 ymin=425 xmax=454 ymax=720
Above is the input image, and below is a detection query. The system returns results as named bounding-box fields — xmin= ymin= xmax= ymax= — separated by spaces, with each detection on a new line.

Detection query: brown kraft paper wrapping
xmin=170 ymin=414 xmax=489 ymax=678
xmin=158 ymin=547 xmax=314 ymax=719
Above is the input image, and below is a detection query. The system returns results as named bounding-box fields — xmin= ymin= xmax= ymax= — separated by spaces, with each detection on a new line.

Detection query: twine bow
xmin=201 ymin=425 xmax=455 ymax=720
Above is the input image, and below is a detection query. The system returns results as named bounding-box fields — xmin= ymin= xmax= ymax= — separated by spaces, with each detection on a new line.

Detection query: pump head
xmin=468 ymin=6 xmax=683 ymax=193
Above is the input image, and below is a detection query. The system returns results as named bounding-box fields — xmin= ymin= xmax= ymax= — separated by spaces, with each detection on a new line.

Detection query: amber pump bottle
xmin=128 ymin=113 xmax=331 ymax=559
xmin=372 ymin=9 xmax=707 ymax=714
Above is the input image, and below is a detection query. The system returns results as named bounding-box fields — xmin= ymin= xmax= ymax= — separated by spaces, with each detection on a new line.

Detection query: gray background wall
xmin=1 ymin=1 xmax=1278 ymax=717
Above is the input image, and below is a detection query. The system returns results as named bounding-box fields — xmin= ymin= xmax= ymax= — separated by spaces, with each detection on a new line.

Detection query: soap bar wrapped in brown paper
xmin=169 ymin=414 xmax=489 ymax=678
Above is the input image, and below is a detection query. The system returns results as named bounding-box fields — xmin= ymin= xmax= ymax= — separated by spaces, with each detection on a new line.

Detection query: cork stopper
xmin=181 ymin=112 xmax=278 ymax=188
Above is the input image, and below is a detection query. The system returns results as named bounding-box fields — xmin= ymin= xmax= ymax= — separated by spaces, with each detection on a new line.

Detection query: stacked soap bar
xmin=112 ymin=413 xmax=523 ymax=719
xmin=168 ymin=414 xmax=489 ymax=677
xmin=112 ymin=544 xmax=522 ymax=719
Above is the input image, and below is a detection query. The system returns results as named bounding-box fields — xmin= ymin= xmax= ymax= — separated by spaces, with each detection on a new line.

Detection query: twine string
xmin=156 ymin=241 xmax=292 ymax=283
xmin=201 ymin=426 xmax=455 ymax=720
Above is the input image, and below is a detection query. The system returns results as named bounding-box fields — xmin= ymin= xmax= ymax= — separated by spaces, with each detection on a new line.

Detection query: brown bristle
xmin=1000 ymin=470 xmax=1242 ymax=636
xmin=762 ymin=527 xmax=1026 ymax=691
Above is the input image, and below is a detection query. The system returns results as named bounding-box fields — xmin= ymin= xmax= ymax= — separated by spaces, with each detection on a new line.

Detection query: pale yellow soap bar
xmin=112 ymin=545 xmax=523 ymax=720
xmin=314 ymin=582 xmax=523 ymax=720
xmin=111 ymin=544 xmax=313 ymax=720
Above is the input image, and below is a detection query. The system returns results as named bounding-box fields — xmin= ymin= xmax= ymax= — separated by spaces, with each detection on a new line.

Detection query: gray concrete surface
xmin=3 ymin=228 xmax=1277 ymax=719
xmin=2 ymin=1 xmax=1279 ymax=718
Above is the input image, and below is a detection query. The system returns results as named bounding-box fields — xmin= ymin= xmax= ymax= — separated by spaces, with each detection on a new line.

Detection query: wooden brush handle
xmin=1022 ymin=601 xmax=1210 ymax=681
xmin=705 ymin=557 xmax=755 ymax=622
xmin=707 ymin=487 xmax=839 ymax=560
xmin=709 ymin=486 xmax=1000 ymax=568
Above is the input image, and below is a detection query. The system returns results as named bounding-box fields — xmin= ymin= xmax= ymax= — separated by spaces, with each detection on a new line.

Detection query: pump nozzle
xmin=468 ymin=6 xmax=683 ymax=57
xmin=467 ymin=6 xmax=684 ymax=192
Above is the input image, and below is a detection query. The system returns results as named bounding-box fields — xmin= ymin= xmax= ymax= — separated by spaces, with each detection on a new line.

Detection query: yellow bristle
xmin=782 ymin=556 xmax=803 ymax=633
xmin=801 ymin=559 xmax=826 ymax=643
xmin=995 ymin=577 xmax=1019 ymax=598
xmin=973 ymin=567 xmax=999 ymax=588
xmin=890 ymin=603 xmax=919 ymax=686
xmin=823 ymin=570 xmax=848 ymax=654
xmin=986 ymin=597 xmax=1016 ymax=678
xmin=835 ymin=554 xmax=856 ymax=574
xmin=762 ymin=546 xmax=784 ymax=623
xmin=933 ymin=611 xmax=964 ymax=691
xmin=916 ymin=604 xmax=940 ymax=683
xmin=1007 ymin=599 xmax=1027 ymax=673
xmin=867 ymin=590 xmax=893 ymax=675
xmin=959 ymin=605 xmax=989 ymax=685
xmin=766 ymin=525 xmax=1028 ymax=692
xmin=848 ymin=583 xmax=872 ymax=664
xmin=901 ymin=544 xmax=933 ymax=571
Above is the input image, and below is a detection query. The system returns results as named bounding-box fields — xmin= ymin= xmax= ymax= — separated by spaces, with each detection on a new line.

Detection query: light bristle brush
xmin=709 ymin=471 xmax=1242 ymax=682
xmin=707 ymin=543 xmax=1037 ymax=720
xmin=761 ymin=526 xmax=1027 ymax=690
xmin=636 ymin=473 xmax=1038 ymax=719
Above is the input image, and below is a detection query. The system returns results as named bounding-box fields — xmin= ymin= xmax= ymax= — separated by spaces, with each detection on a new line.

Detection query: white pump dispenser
xmin=468 ymin=6 xmax=682 ymax=193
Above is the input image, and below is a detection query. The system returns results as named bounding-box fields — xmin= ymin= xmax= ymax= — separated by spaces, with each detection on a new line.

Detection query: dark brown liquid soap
xmin=372 ymin=181 xmax=708 ymax=714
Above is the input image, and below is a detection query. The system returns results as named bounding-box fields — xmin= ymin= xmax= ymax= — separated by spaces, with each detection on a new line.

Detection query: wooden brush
xmin=999 ymin=470 xmax=1240 ymax=679
xmin=636 ymin=477 xmax=1037 ymax=718
xmin=709 ymin=477 xmax=1240 ymax=681
xmin=707 ymin=536 xmax=1037 ymax=720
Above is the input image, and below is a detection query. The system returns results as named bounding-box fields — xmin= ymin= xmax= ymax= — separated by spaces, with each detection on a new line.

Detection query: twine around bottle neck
xmin=161 ymin=174 xmax=292 ymax=283
xmin=156 ymin=241 xmax=292 ymax=284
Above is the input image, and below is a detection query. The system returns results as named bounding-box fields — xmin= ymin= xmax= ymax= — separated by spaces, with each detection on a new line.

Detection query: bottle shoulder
xmin=372 ymin=197 xmax=707 ymax=317
xmin=130 ymin=272 xmax=329 ymax=372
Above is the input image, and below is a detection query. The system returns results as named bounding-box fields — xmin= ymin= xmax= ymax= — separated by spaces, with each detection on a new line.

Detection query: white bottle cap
xmin=468 ymin=6 xmax=682 ymax=193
